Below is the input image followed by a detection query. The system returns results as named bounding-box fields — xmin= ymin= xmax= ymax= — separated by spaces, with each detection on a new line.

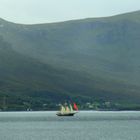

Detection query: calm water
xmin=0 ymin=111 xmax=140 ymax=140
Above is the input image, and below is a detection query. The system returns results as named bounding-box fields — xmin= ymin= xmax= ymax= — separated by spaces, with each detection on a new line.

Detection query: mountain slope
xmin=0 ymin=36 xmax=100 ymax=110
xmin=0 ymin=11 xmax=140 ymax=110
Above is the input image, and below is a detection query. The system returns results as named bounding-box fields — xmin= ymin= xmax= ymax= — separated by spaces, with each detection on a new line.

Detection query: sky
xmin=0 ymin=0 xmax=140 ymax=24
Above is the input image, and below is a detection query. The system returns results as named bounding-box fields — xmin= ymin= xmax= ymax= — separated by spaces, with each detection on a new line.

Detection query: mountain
xmin=0 ymin=11 xmax=140 ymax=110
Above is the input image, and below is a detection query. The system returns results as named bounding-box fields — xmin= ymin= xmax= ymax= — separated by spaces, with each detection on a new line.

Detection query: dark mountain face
xmin=0 ymin=11 xmax=140 ymax=110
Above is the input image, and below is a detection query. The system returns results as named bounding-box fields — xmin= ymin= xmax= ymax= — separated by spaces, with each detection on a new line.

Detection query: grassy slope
xmin=0 ymin=37 xmax=113 ymax=110
xmin=0 ymin=11 xmax=140 ymax=110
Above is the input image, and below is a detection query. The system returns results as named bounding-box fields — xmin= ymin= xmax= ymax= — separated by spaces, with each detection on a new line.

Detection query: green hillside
xmin=0 ymin=11 xmax=140 ymax=110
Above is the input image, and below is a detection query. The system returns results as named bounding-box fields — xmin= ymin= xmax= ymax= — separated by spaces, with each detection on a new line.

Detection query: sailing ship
xmin=56 ymin=103 xmax=78 ymax=116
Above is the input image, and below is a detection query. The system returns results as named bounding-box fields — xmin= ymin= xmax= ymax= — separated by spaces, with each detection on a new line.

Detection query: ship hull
xmin=56 ymin=112 xmax=77 ymax=116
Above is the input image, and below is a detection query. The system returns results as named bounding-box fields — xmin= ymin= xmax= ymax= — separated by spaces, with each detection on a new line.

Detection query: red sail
xmin=73 ymin=103 xmax=78 ymax=111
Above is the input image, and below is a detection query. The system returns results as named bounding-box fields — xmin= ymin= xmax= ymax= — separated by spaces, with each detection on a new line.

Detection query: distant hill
xmin=0 ymin=11 xmax=140 ymax=110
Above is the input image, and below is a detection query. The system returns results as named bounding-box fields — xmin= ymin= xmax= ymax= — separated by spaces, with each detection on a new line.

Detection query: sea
xmin=0 ymin=111 xmax=140 ymax=140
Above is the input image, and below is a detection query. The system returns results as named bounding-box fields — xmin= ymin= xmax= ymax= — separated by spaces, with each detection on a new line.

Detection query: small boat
xmin=56 ymin=103 xmax=78 ymax=116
